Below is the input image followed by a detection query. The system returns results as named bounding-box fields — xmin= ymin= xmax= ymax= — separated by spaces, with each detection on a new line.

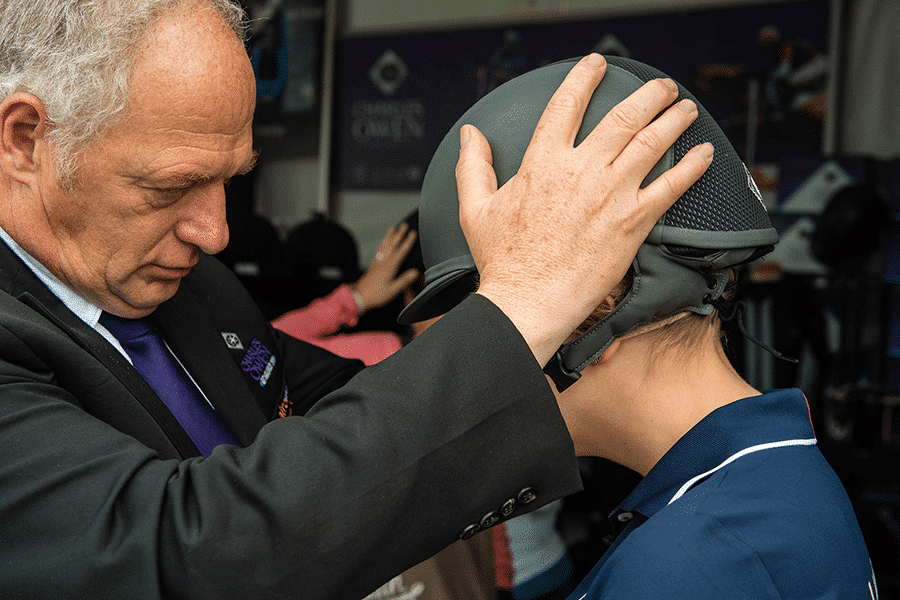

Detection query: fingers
xmin=613 ymin=98 xmax=701 ymax=192
xmin=370 ymin=224 xmax=415 ymax=267
xmin=356 ymin=224 xmax=419 ymax=310
xmin=456 ymin=124 xmax=498 ymax=233
xmin=581 ymin=77 xmax=680 ymax=161
xmin=377 ymin=222 xmax=407 ymax=255
xmin=387 ymin=225 xmax=416 ymax=264
xmin=639 ymin=142 xmax=714 ymax=216
xmin=393 ymin=268 xmax=421 ymax=294
xmin=530 ymin=53 xmax=607 ymax=149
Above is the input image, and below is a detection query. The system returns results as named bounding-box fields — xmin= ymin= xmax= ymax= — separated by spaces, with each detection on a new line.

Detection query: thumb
xmin=456 ymin=124 xmax=497 ymax=229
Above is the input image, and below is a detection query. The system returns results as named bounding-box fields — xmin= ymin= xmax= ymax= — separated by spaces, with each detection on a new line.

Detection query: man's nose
xmin=175 ymin=183 xmax=230 ymax=255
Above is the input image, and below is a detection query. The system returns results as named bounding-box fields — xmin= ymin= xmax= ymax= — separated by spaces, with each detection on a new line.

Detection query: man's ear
xmin=0 ymin=93 xmax=50 ymax=186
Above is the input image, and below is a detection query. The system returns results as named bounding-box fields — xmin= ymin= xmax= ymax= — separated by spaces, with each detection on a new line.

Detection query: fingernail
xmin=662 ymin=78 xmax=678 ymax=93
xmin=460 ymin=124 xmax=470 ymax=148
xmin=678 ymin=98 xmax=696 ymax=112
xmin=701 ymin=142 xmax=714 ymax=159
xmin=586 ymin=53 xmax=604 ymax=66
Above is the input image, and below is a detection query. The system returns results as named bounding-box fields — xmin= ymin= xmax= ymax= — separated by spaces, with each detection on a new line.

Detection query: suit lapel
xmin=0 ymin=243 xmax=200 ymax=457
xmin=151 ymin=282 xmax=269 ymax=447
xmin=0 ymin=242 xmax=269 ymax=452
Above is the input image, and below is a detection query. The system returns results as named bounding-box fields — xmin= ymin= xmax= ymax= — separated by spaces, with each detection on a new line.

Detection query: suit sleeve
xmin=0 ymin=293 xmax=581 ymax=600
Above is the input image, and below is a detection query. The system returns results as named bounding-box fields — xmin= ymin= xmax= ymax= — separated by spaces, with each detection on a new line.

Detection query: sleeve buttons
xmin=480 ymin=511 xmax=500 ymax=529
xmin=500 ymin=499 xmax=516 ymax=517
xmin=517 ymin=487 xmax=538 ymax=505
xmin=459 ymin=488 xmax=538 ymax=540
xmin=460 ymin=524 xmax=481 ymax=540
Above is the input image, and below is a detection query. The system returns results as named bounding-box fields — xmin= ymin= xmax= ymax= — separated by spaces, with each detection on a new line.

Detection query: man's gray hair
xmin=0 ymin=0 xmax=247 ymax=188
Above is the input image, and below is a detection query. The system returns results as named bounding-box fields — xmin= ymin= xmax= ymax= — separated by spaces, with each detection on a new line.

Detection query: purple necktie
xmin=99 ymin=312 xmax=239 ymax=457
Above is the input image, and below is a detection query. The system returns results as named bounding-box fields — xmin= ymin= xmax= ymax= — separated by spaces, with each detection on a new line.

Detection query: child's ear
xmin=595 ymin=338 xmax=622 ymax=365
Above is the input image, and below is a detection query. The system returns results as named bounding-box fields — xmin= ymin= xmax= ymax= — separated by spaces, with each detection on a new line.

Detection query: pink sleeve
xmin=271 ymin=284 xmax=360 ymax=341
xmin=314 ymin=332 xmax=404 ymax=366
xmin=272 ymin=285 xmax=405 ymax=366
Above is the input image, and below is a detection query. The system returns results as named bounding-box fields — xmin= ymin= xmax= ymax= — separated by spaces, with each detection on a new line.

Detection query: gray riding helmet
xmin=398 ymin=55 xmax=778 ymax=391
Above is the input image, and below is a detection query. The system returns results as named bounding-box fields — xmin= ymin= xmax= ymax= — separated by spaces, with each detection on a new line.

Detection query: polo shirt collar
xmin=610 ymin=389 xmax=815 ymax=532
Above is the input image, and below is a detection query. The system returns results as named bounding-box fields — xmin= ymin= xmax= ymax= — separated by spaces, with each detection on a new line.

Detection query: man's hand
xmin=456 ymin=53 xmax=713 ymax=365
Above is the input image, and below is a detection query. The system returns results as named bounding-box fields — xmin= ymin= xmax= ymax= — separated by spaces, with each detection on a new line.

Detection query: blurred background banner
xmin=335 ymin=0 xmax=828 ymax=190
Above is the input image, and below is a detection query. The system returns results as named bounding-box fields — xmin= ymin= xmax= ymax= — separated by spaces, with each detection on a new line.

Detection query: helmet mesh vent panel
xmin=607 ymin=56 xmax=772 ymax=234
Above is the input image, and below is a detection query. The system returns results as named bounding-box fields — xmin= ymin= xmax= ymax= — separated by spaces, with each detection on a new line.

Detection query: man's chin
xmin=110 ymin=279 xmax=182 ymax=318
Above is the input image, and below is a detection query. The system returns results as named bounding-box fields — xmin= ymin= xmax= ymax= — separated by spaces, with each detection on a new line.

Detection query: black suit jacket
xmin=0 ymin=243 xmax=581 ymax=600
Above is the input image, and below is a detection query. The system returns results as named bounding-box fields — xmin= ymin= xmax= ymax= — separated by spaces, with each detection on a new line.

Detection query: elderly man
xmin=0 ymin=1 xmax=711 ymax=599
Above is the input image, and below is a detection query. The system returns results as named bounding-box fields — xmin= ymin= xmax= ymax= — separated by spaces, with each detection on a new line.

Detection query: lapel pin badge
xmin=222 ymin=332 xmax=244 ymax=350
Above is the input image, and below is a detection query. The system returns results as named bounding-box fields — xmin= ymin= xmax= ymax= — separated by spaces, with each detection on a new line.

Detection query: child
xmin=401 ymin=55 xmax=876 ymax=599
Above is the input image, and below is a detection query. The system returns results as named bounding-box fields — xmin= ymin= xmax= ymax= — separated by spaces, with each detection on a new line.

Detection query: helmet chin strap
xmin=543 ymin=244 xmax=729 ymax=392
xmin=708 ymin=297 xmax=799 ymax=365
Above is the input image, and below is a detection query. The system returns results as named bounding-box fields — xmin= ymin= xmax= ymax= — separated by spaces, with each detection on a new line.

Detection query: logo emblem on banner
xmin=369 ymin=49 xmax=408 ymax=96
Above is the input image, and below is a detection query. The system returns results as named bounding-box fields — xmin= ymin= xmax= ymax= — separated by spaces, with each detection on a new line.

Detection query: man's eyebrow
xmin=160 ymin=171 xmax=215 ymax=187
xmin=147 ymin=151 xmax=260 ymax=186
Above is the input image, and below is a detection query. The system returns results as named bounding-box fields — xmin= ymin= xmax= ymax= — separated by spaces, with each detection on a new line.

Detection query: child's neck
xmin=585 ymin=332 xmax=759 ymax=475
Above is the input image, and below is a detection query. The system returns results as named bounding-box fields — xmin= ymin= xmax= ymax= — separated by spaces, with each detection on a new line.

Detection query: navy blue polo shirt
xmin=568 ymin=389 xmax=878 ymax=599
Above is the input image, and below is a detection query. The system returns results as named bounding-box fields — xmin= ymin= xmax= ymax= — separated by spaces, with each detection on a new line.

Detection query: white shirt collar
xmin=0 ymin=226 xmax=127 ymax=358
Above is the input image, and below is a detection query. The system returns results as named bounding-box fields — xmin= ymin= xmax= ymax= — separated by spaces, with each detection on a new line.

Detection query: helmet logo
xmin=744 ymin=164 xmax=767 ymax=212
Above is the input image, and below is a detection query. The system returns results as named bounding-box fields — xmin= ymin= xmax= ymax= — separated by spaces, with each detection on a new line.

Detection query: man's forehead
xmin=106 ymin=5 xmax=256 ymax=166
xmin=132 ymin=4 xmax=251 ymax=96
